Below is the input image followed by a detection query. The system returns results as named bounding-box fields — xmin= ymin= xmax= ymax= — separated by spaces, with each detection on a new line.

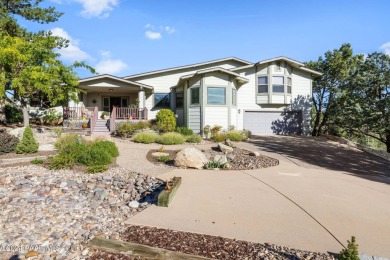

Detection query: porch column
xmin=138 ymin=89 xmax=145 ymax=108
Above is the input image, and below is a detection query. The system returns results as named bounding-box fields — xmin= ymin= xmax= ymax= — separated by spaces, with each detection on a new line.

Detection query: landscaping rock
xmin=151 ymin=152 xmax=170 ymax=157
xmin=8 ymin=127 xmax=26 ymax=139
xmin=128 ymin=200 xmax=140 ymax=209
xmin=218 ymin=143 xmax=234 ymax=154
xmin=249 ymin=151 xmax=260 ymax=156
xmin=214 ymin=155 xmax=228 ymax=164
xmin=174 ymin=147 xmax=208 ymax=169
xmin=225 ymin=139 xmax=236 ymax=148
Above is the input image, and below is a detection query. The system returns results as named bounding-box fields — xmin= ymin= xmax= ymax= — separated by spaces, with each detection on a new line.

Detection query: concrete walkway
xmin=121 ymin=140 xmax=390 ymax=257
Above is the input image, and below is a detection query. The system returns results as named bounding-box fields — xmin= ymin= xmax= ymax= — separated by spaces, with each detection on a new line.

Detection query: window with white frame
xmin=154 ymin=93 xmax=170 ymax=108
xmin=272 ymin=76 xmax=284 ymax=93
xmin=287 ymin=77 xmax=292 ymax=94
xmin=257 ymin=76 xmax=268 ymax=94
xmin=207 ymin=87 xmax=226 ymax=105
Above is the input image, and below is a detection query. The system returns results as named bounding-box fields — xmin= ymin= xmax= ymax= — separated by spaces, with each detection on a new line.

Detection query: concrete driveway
xmin=124 ymin=136 xmax=390 ymax=257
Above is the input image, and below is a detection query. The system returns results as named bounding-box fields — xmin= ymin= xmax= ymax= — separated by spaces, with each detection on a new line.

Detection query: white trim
xmin=79 ymin=74 xmax=154 ymax=90
xmin=123 ymin=57 xmax=252 ymax=79
xmin=177 ymin=67 xmax=249 ymax=86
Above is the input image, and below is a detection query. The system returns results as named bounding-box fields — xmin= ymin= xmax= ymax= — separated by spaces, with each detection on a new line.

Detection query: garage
xmin=243 ymin=111 xmax=302 ymax=135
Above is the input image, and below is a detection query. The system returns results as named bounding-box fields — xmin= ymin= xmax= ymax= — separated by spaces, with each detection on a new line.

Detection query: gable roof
xmin=123 ymin=57 xmax=252 ymax=79
xmin=231 ymin=56 xmax=322 ymax=76
xmin=176 ymin=67 xmax=249 ymax=86
xmin=78 ymin=74 xmax=154 ymax=90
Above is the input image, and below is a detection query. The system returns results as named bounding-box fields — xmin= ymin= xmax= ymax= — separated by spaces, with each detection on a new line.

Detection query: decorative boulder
xmin=174 ymin=147 xmax=208 ymax=169
xmin=218 ymin=143 xmax=234 ymax=154
xmin=214 ymin=154 xmax=228 ymax=164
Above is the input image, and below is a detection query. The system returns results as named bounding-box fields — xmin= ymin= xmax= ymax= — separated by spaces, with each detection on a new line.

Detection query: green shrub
xmin=241 ymin=130 xmax=251 ymax=139
xmin=31 ymin=158 xmax=44 ymax=164
xmin=156 ymin=155 xmax=171 ymax=163
xmin=210 ymin=125 xmax=222 ymax=136
xmin=51 ymin=128 xmax=63 ymax=138
xmin=116 ymin=121 xmax=151 ymax=138
xmin=48 ymin=154 xmax=76 ymax=169
xmin=176 ymin=127 xmax=193 ymax=136
xmin=86 ymin=165 xmax=108 ymax=174
xmin=339 ymin=236 xmax=359 ymax=260
xmin=116 ymin=122 xmax=135 ymax=138
xmin=16 ymin=126 xmax=39 ymax=154
xmin=5 ymin=104 xmax=23 ymax=123
xmin=204 ymin=160 xmax=228 ymax=169
xmin=54 ymin=134 xmax=82 ymax=152
xmin=186 ymin=134 xmax=202 ymax=143
xmin=156 ymin=132 xmax=185 ymax=145
xmin=0 ymin=131 xmax=19 ymax=155
xmin=155 ymin=109 xmax=176 ymax=132
xmin=90 ymin=141 xmax=119 ymax=157
xmin=77 ymin=143 xmax=114 ymax=166
xmin=212 ymin=132 xmax=227 ymax=142
xmin=133 ymin=132 xmax=158 ymax=144
xmin=226 ymin=131 xmax=243 ymax=141
xmin=203 ymin=125 xmax=211 ymax=138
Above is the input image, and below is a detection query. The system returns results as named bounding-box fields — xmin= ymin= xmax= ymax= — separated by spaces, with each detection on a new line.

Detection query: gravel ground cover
xmin=98 ymin=225 xmax=335 ymax=260
xmin=0 ymin=165 xmax=164 ymax=259
xmin=146 ymin=147 xmax=279 ymax=170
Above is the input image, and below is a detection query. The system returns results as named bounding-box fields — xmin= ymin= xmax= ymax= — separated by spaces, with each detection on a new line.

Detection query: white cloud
xmin=95 ymin=51 xmax=127 ymax=74
xmin=145 ymin=31 xmax=162 ymax=40
xmin=164 ymin=26 xmax=175 ymax=34
xmin=51 ymin=0 xmax=119 ymax=18
xmin=50 ymin=27 xmax=90 ymax=62
xmin=380 ymin=42 xmax=390 ymax=55
xmin=145 ymin=24 xmax=154 ymax=29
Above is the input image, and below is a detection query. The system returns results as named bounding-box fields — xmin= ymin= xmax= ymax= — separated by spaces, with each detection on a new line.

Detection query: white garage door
xmin=243 ymin=111 xmax=302 ymax=135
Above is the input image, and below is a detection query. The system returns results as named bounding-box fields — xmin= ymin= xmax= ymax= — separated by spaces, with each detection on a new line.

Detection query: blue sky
xmin=21 ymin=0 xmax=390 ymax=78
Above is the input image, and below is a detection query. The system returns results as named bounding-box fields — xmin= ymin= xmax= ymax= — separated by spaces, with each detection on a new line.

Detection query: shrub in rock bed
xmin=156 ymin=132 xmax=185 ymax=145
xmin=54 ymin=133 xmax=81 ymax=152
xmin=116 ymin=121 xmax=151 ymax=138
xmin=155 ymin=109 xmax=176 ymax=132
xmin=16 ymin=126 xmax=39 ymax=154
xmin=186 ymin=134 xmax=202 ymax=143
xmin=0 ymin=131 xmax=19 ymax=155
xmin=133 ymin=132 xmax=158 ymax=144
xmin=176 ymin=127 xmax=193 ymax=136
xmin=226 ymin=131 xmax=243 ymax=141
xmin=212 ymin=132 xmax=227 ymax=142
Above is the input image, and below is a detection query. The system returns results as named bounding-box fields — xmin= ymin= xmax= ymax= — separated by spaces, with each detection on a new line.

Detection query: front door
xmin=103 ymin=97 xmax=110 ymax=112
xmin=110 ymin=97 xmax=121 ymax=112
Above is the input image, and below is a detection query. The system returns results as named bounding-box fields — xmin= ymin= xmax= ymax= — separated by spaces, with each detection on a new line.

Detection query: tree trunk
xmin=0 ymin=96 xmax=6 ymax=124
xmin=387 ymin=134 xmax=390 ymax=154
xmin=21 ymin=98 xmax=29 ymax=127
xmin=312 ymin=110 xmax=321 ymax=136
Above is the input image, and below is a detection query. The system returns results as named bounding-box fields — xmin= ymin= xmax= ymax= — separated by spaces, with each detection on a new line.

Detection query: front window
xmin=258 ymin=76 xmax=268 ymax=93
xmin=190 ymin=87 xmax=200 ymax=105
xmin=154 ymin=93 xmax=170 ymax=108
xmin=176 ymin=92 xmax=183 ymax=108
xmin=232 ymin=89 xmax=237 ymax=106
xmin=207 ymin=87 xmax=226 ymax=105
xmin=287 ymin=77 xmax=292 ymax=94
xmin=272 ymin=76 xmax=284 ymax=93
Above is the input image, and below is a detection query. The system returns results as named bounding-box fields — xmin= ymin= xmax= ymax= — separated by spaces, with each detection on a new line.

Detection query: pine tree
xmin=339 ymin=236 xmax=359 ymax=260
xmin=16 ymin=126 xmax=39 ymax=153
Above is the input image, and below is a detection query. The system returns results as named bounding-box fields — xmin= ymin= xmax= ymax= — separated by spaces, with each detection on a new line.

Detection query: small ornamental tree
xmin=0 ymin=131 xmax=19 ymax=154
xmin=155 ymin=109 xmax=176 ymax=132
xmin=16 ymin=126 xmax=39 ymax=153
xmin=339 ymin=236 xmax=359 ymax=260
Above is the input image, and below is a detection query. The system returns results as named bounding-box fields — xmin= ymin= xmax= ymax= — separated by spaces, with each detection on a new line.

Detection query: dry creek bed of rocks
xmin=0 ymin=165 xmax=164 ymax=259
xmin=147 ymin=146 xmax=279 ymax=170
xmin=90 ymin=225 xmax=335 ymax=260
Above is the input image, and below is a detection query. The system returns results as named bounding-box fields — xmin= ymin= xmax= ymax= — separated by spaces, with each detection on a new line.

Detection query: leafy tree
xmin=339 ymin=236 xmax=359 ymax=260
xmin=306 ymin=44 xmax=363 ymax=136
xmin=0 ymin=0 xmax=93 ymax=125
xmin=340 ymin=52 xmax=390 ymax=153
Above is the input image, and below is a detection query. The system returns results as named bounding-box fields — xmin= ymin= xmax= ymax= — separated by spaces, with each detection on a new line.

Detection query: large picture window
xmin=272 ymin=76 xmax=284 ymax=93
xmin=190 ymin=87 xmax=200 ymax=105
xmin=154 ymin=93 xmax=170 ymax=108
xmin=207 ymin=87 xmax=226 ymax=105
xmin=258 ymin=76 xmax=268 ymax=93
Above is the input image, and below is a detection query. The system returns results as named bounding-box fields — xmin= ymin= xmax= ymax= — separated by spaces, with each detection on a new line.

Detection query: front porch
xmin=62 ymin=106 xmax=148 ymax=134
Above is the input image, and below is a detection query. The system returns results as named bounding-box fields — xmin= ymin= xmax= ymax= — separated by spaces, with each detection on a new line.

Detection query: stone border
xmin=0 ymin=155 xmax=49 ymax=166
xmin=321 ymin=135 xmax=390 ymax=162
xmin=157 ymin=177 xmax=182 ymax=207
